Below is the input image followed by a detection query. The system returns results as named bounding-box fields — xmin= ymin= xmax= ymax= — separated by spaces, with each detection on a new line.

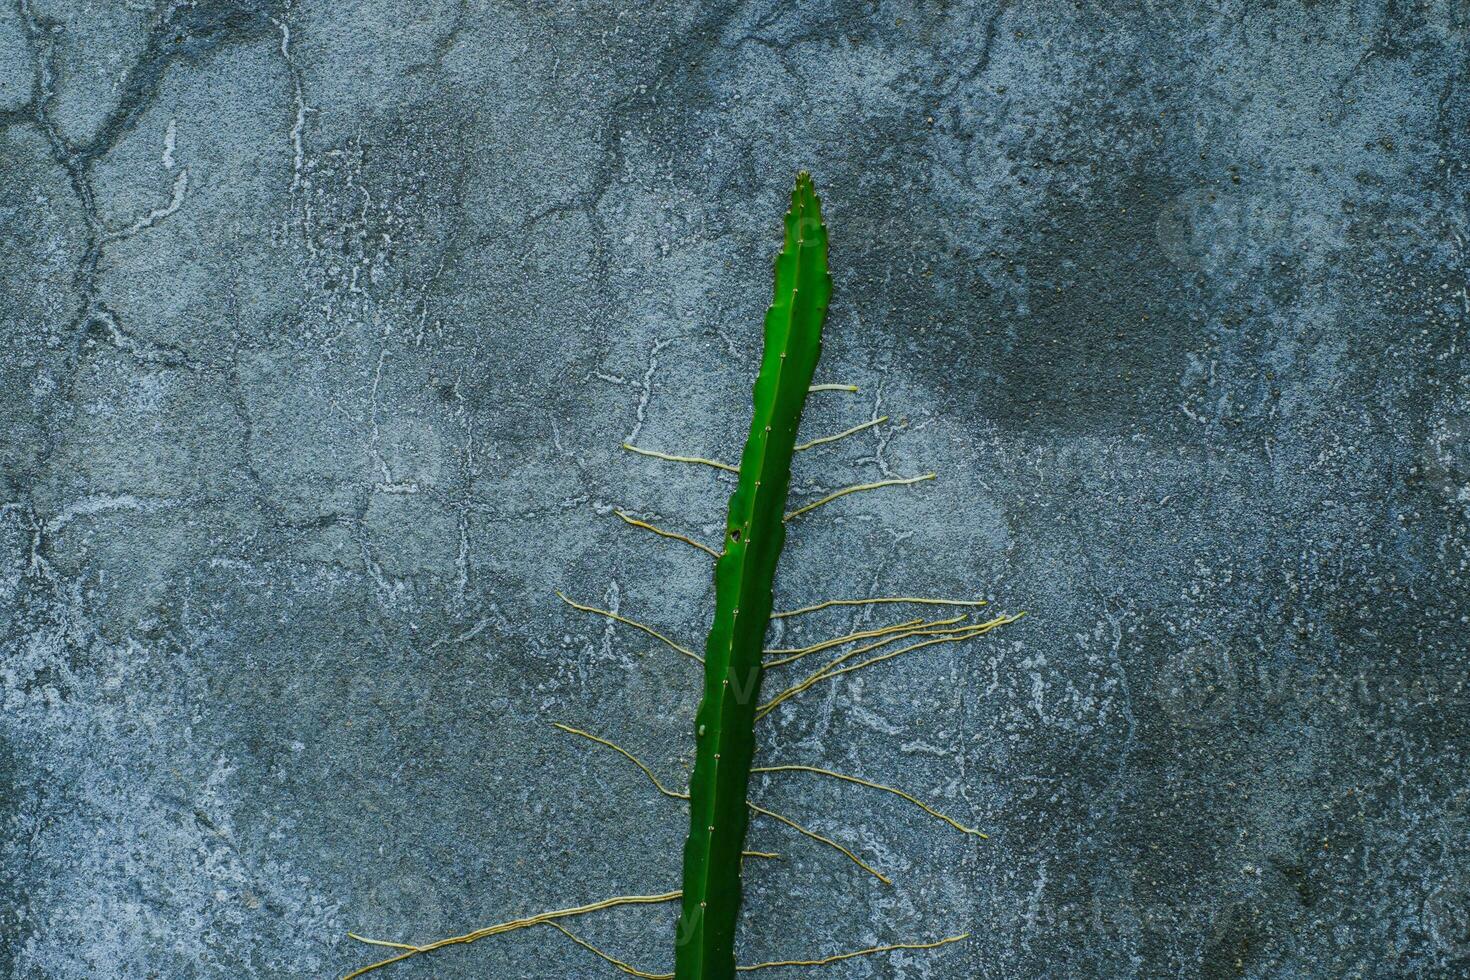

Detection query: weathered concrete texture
xmin=1 ymin=2 xmax=1467 ymax=978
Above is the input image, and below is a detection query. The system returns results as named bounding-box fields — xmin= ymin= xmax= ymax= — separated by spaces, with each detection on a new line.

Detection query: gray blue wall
xmin=1 ymin=2 xmax=1467 ymax=977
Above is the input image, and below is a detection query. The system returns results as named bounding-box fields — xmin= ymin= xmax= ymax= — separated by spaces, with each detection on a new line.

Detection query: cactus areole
xmin=674 ymin=173 xmax=832 ymax=980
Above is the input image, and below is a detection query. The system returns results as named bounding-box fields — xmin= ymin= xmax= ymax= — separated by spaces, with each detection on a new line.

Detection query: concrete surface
xmin=2 ymin=2 xmax=1467 ymax=978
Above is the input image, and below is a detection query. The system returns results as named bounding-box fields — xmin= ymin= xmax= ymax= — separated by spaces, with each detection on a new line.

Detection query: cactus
xmin=675 ymin=172 xmax=831 ymax=980
xmin=343 ymin=172 xmax=1023 ymax=980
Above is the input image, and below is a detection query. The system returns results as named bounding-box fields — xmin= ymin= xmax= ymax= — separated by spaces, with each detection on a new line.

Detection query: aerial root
xmin=552 ymin=723 xmax=686 ymax=799
xmin=552 ymin=723 xmax=889 ymax=884
xmin=348 ymin=937 xmax=418 ymax=952
xmin=756 ymin=613 xmax=1025 ymax=720
xmin=747 ymin=803 xmax=891 ymax=884
xmin=547 ymin=922 xmax=969 ymax=978
xmin=343 ymin=891 xmax=682 ymax=979
xmin=802 ymin=613 xmax=1025 ymax=692
xmin=347 ymin=891 xmax=961 ymax=979
xmin=751 ymin=765 xmax=988 ymax=839
xmin=772 ymin=595 xmax=988 ymax=619
xmin=613 ymin=509 xmax=720 ymax=558
xmin=763 ymin=615 xmax=961 ymax=668
xmin=621 ymin=443 xmax=739 ymax=473
xmin=808 ymin=382 xmax=860 ymax=393
xmin=541 ymin=920 xmax=668 ymax=979
xmin=556 ymin=591 xmax=703 ymax=663
xmin=794 ymin=416 xmax=888 ymax=452
xmin=784 ymin=474 xmax=936 ymax=522
xmin=758 ymin=621 xmax=982 ymax=715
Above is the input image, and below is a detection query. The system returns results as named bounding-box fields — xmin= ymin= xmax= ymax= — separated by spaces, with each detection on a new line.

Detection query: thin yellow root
xmin=764 ymin=617 xmax=923 ymax=664
xmin=553 ymin=723 xmax=887 ymax=884
xmin=621 ymin=443 xmax=738 ymax=473
xmin=542 ymin=920 xmax=669 ymax=979
xmin=546 ymin=921 xmax=969 ymax=978
xmin=808 ymin=382 xmax=859 ymax=393
xmin=759 ymin=622 xmax=980 ymax=716
xmin=772 ymin=596 xmax=988 ymax=620
xmin=348 ymin=937 xmax=418 ymax=951
xmin=614 ymin=510 xmax=720 ymax=559
xmin=747 ymin=803 xmax=891 ymax=884
xmin=784 ymin=474 xmax=936 ymax=522
xmin=764 ymin=617 xmax=970 ymax=669
xmin=794 ymin=416 xmax=887 ymax=452
xmin=344 ymin=891 xmax=681 ymax=979
xmin=556 ymin=592 xmax=702 ymax=663
xmin=756 ymin=615 xmax=1022 ymax=720
xmin=552 ymin=723 xmax=686 ymax=799
xmin=751 ymin=765 xmax=988 ymax=839
xmin=806 ymin=613 xmax=1025 ymax=690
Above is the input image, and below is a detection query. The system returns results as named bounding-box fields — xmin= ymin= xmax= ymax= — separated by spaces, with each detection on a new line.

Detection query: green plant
xmin=344 ymin=172 xmax=1023 ymax=980
xmin=675 ymin=172 xmax=830 ymax=980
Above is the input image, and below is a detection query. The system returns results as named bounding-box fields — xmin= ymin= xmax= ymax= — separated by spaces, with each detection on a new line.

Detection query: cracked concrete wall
xmin=1 ymin=2 xmax=1467 ymax=978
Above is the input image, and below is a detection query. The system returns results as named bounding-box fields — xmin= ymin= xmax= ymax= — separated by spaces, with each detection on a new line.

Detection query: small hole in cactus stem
xmin=731 ymin=529 xmax=741 ymax=541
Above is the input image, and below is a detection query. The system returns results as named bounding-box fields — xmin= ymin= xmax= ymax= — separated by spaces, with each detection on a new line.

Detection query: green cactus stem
xmin=674 ymin=172 xmax=831 ymax=980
